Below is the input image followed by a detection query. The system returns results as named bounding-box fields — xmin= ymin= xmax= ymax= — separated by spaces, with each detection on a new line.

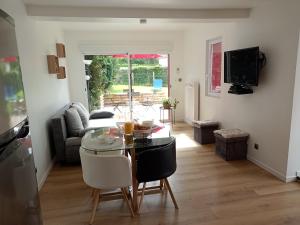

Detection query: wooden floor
xmin=40 ymin=123 xmax=300 ymax=225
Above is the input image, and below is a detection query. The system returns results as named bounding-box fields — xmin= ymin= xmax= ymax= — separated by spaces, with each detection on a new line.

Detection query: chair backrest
xmin=79 ymin=148 xmax=132 ymax=189
xmin=136 ymin=137 xmax=176 ymax=183
xmin=153 ymin=79 xmax=163 ymax=90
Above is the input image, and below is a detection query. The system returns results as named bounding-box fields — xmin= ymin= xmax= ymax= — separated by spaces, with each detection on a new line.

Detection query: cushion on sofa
xmin=73 ymin=102 xmax=89 ymax=114
xmin=72 ymin=104 xmax=89 ymax=128
xmin=89 ymin=110 xmax=114 ymax=119
xmin=65 ymin=107 xmax=85 ymax=137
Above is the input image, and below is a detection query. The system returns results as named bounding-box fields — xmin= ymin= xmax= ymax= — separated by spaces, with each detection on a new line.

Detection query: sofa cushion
xmin=85 ymin=118 xmax=117 ymax=132
xmin=72 ymin=104 xmax=89 ymax=128
xmin=89 ymin=110 xmax=114 ymax=119
xmin=65 ymin=107 xmax=85 ymax=137
xmin=73 ymin=102 xmax=89 ymax=114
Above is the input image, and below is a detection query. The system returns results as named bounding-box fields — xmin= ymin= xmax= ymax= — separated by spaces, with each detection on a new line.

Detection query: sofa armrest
xmin=51 ymin=116 xmax=68 ymax=162
xmin=65 ymin=137 xmax=81 ymax=164
xmin=65 ymin=137 xmax=82 ymax=146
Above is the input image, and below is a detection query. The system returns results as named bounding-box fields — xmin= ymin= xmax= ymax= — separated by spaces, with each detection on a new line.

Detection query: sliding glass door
xmin=84 ymin=54 xmax=169 ymax=121
xmin=130 ymin=54 xmax=169 ymax=121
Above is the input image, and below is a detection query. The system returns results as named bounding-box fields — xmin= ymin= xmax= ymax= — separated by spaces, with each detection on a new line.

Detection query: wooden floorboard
xmin=40 ymin=122 xmax=300 ymax=225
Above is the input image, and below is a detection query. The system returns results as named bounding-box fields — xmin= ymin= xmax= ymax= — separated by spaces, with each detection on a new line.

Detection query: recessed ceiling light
xmin=140 ymin=18 xmax=147 ymax=24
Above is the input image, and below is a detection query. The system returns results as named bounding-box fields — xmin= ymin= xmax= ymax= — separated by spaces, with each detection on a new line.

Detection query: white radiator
xmin=184 ymin=81 xmax=200 ymax=125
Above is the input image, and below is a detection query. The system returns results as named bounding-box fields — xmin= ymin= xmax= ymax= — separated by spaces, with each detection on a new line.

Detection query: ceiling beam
xmin=26 ymin=5 xmax=251 ymax=19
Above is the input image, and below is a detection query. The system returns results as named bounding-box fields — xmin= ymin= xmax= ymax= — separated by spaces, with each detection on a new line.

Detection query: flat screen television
xmin=224 ymin=47 xmax=260 ymax=86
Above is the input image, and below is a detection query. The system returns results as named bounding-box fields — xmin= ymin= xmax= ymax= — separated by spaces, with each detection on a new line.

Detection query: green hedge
xmin=114 ymin=66 xmax=168 ymax=87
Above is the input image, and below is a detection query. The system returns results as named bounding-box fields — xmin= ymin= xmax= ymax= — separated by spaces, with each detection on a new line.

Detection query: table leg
xmin=160 ymin=108 xmax=161 ymax=123
xmin=130 ymin=148 xmax=139 ymax=214
xmin=171 ymin=109 xmax=173 ymax=127
xmin=174 ymin=109 xmax=176 ymax=125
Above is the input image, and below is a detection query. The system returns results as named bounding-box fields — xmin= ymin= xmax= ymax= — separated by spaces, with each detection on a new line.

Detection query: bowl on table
xmin=141 ymin=120 xmax=154 ymax=128
xmin=133 ymin=123 xmax=153 ymax=139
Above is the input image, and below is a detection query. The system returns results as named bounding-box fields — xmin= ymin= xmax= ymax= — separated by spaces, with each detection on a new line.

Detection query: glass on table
xmin=124 ymin=121 xmax=134 ymax=134
xmin=124 ymin=134 xmax=134 ymax=145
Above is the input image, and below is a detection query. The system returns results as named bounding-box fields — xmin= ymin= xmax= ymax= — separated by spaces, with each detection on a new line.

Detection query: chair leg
xmin=90 ymin=188 xmax=96 ymax=198
xmin=89 ymin=189 xmax=100 ymax=225
xmin=121 ymin=188 xmax=135 ymax=217
xmin=123 ymin=186 xmax=133 ymax=207
xmin=127 ymin=187 xmax=134 ymax=208
xmin=138 ymin=182 xmax=147 ymax=211
xmin=164 ymin=178 xmax=179 ymax=209
xmin=159 ymin=179 xmax=164 ymax=191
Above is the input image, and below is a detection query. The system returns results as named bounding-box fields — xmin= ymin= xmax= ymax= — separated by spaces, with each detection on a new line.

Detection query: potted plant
xmin=162 ymin=98 xmax=180 ymax=109
xmin=173 ymin=98 xmax=179 ymax=109
xmin=162 ymin=98 xmax=172 ymax=109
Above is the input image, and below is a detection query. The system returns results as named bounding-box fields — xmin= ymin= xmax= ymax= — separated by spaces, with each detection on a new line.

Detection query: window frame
xmin=205 ymin=37 xmax=222 ymax=97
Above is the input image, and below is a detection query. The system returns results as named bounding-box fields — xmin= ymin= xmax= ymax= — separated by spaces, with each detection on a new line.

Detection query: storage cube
xmin=193 ymin=121 xmax=219 ymax=144
xmin=214 ymin=129 xmax=249 ymax=161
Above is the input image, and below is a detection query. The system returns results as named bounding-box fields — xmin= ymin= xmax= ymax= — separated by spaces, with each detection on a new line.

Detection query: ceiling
xmin=49 ymin=20 xmax=231 ymax=32
xmin=23 ymin=0 xmax=270 ymax=9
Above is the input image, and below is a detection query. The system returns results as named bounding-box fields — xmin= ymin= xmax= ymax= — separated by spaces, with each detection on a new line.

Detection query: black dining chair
xmin=136 ymin=137 xmax=178 ymax=211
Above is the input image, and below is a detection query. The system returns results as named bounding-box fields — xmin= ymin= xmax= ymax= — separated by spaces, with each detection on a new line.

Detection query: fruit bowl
xmin=133 ymin=129 xmax=152 ymax=139
xmin=133 ymin=123 xmax=153 ymax=139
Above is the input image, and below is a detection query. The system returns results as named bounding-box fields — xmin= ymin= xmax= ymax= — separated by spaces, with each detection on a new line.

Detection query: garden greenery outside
xmin=0 ymin=58 xmax=26 ymax=115
xmin=85 ymin=55 xmax=168 ymax=110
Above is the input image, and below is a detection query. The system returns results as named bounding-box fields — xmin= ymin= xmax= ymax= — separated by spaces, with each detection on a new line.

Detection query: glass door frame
xmin=84 ymin=52 xmax=170 ymax=121
xmin=127 ymin=53 xmax=170 ymax=121
xmin=127 ymin=53 xmax=133 ymax=120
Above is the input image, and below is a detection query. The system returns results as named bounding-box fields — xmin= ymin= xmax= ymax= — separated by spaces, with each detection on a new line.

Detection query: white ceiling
xmin=24 ymin=0 xmax=270 ymax=9
xmin=49 ymin=20 xmax=234 ymax=32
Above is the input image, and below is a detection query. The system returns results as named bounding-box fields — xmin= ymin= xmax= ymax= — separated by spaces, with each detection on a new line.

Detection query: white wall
xmin=64 ymin=30 xmax=185 ymax=121
xmin=0 ymin=0 xmax=70 ymax=188
xmin=183 ymin=0 xmax=300 ymax=181
xmin=183 ymin=23 xmax=238 ymax=123
xmin=287 ymin=33 xmax=300 ymax=180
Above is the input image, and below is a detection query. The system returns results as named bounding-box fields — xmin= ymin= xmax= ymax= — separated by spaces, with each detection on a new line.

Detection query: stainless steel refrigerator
xmin=0 ymin=9 xmax=43 ymax=225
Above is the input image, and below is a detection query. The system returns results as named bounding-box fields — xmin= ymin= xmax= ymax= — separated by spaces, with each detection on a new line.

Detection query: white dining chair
xmin=79 ymin=148 xmax=134 ymax=224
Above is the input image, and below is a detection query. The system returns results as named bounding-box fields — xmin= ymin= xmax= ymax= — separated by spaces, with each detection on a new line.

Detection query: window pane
xmin=211 ymin=42 xmax=221 ymax=93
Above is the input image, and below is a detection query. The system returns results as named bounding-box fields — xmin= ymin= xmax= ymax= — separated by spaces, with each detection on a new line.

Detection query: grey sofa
xmin=50 ymin=104 xmax=115 ymax=163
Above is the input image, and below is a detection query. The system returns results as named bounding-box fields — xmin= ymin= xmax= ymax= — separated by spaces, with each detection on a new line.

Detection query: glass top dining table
xmin=81 ymin=125 xmax=172 ymax=153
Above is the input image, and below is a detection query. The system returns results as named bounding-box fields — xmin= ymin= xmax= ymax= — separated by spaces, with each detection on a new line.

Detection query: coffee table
xmin=80 ymin=125 xmax=172 ymax=213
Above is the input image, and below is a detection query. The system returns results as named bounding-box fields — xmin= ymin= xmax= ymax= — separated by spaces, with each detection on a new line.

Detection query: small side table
xmin=160 ymin=106 xmax=175 ymax=125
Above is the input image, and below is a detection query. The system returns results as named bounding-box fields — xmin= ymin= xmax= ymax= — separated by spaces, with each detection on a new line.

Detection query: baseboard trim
xmin=184 ymin=118 xmax=193 ymax=126
xmin=38 ymin=158 xmax=55 ymax=191
xmin=286 ymin=176 xmax=297 ymax=183
xmin=247 ymin=155 xmax=288 ymax=182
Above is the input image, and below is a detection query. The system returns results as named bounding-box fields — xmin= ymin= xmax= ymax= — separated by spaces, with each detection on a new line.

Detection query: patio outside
xmin=84 ymin=54 xmax=171 ymax=122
